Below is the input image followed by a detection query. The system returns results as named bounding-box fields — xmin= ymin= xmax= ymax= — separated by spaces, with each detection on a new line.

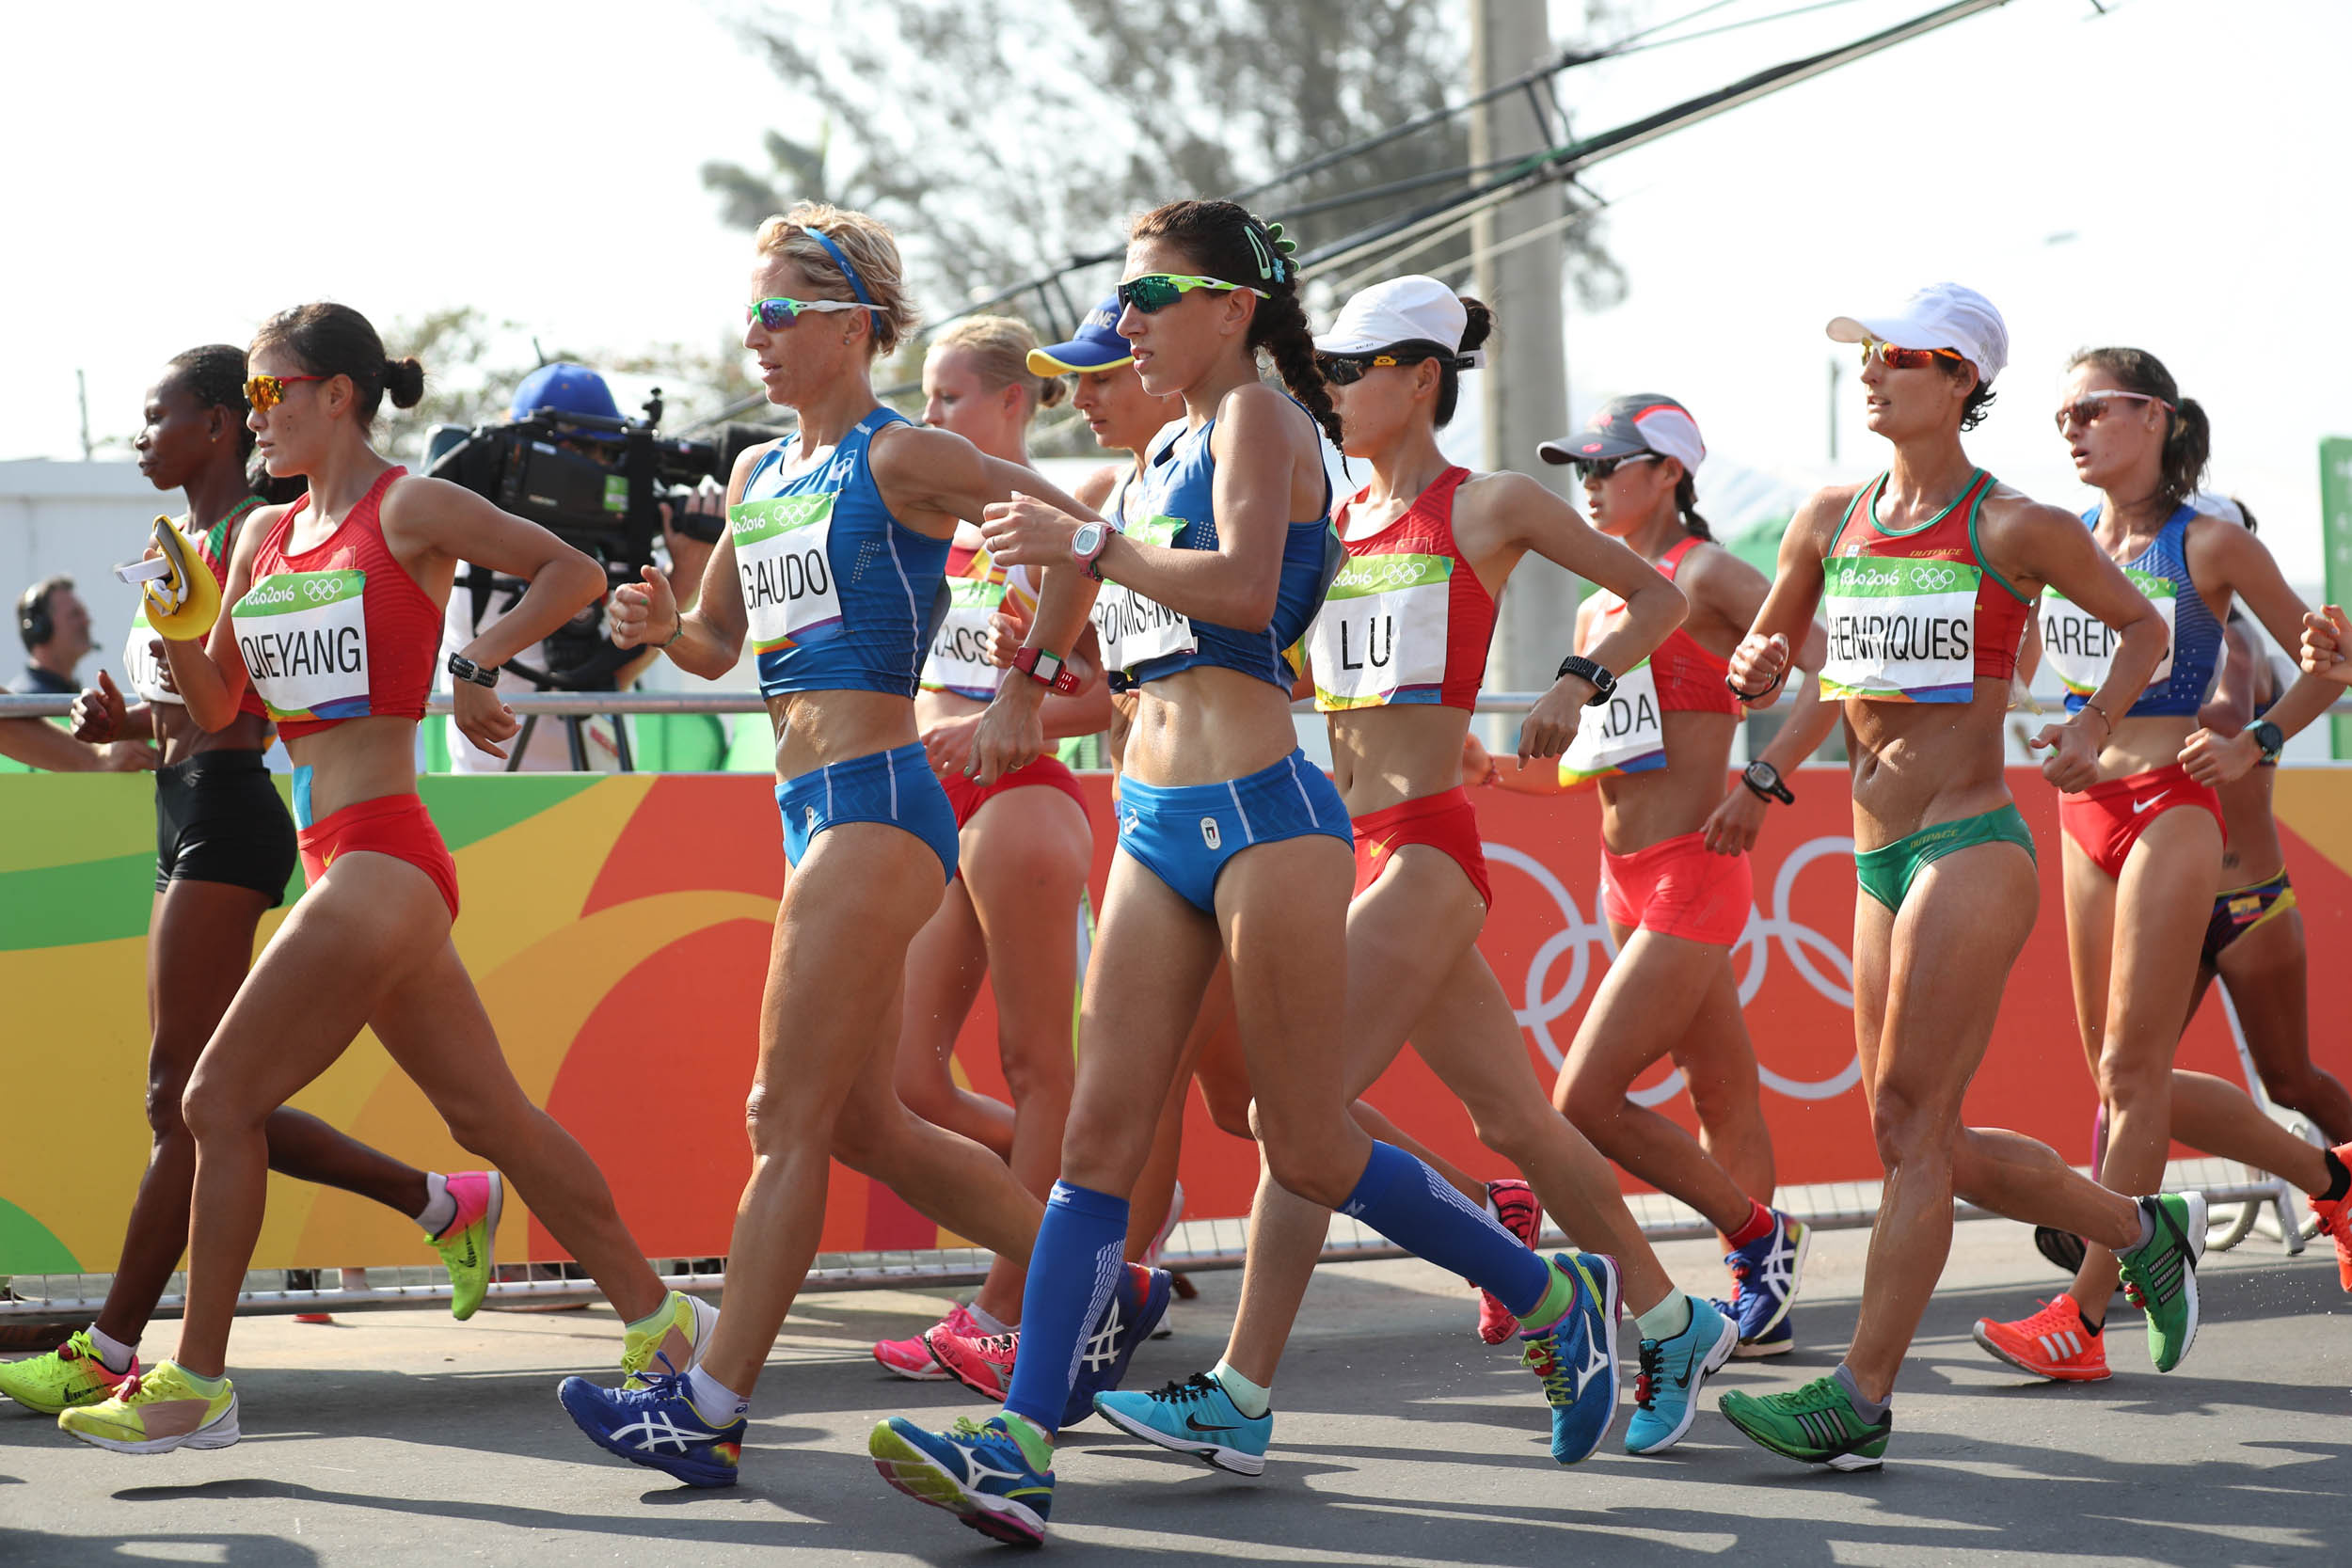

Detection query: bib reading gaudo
xmin=230 ymin=569 xmax=371 ymax=722
xmin=2039 ymin=568 xmax=2176 ymax=697
xmin=1820 ymin=555 xmax=1979 ymax=702
xmin=1307 ymin=551 xmax=1452 ymax=709
xmin=730 ymin=492 xmax=841 ymax=653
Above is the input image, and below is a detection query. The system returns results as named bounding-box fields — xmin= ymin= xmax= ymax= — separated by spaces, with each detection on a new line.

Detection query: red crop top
xmin=1308 ymin=467 xmax=1498 ymax=712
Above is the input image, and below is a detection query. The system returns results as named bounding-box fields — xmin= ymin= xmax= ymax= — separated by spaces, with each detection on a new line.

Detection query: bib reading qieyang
xmin=2040 ymin=569 xmax=2176 ymax=697
xmin=230 ymin=569 xmax=371 ymax=722
xmin=1307 ymin=551 xmax=1452 ymax=709
xmin=731 ymin=492 xmax=842 ymax=654
xmin=1093 ymin=515 xmax=1196 ymax=676
xmin=1820 ymin=555 xmax=1979 ymax=703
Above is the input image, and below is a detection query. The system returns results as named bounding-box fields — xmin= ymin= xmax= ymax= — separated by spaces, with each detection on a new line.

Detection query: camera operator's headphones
xmin=17 ymin=581 xmax=58 ymax=653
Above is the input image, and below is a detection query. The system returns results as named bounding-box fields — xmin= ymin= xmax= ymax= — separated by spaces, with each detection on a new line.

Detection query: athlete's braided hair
xmin=166 ymin=344 xmax=258 ymax=460
xmin=1128 ymin=199 xmax=1342 ymax=451
xmin=2066 ymin=346 xmax=2209 ymax=513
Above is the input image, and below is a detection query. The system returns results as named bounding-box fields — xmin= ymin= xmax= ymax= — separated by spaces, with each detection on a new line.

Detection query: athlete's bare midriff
xmin=1596 ymin=709 xmax=1739 ymax=856
xmin=1123 ymin=665 xmax=1298 ymax=788
xmin=280 ymin=716 xmax=425 ymax=819
xmin=914 ymin=687 xmax=986 ymax=733
xmin=766 ymin=689 xmax=922 ymax=782
xmin=2217 ymin=764 xmax=2285 ymax=884
xmin=1845 ymin=679 xmax=2018 ymax=852
xmin=152 ymin=703 xmax=273 ymax=768
xmin=1327 ymin=704 xmax=1468 ymax=816
xmin=2090 ymin=712 xmax=2197 ymax=784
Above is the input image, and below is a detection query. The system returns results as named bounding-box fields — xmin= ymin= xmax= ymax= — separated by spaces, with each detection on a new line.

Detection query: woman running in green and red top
xmin=1714 ymin=284 xmax=2208 ymax=1472
xmin=60 ymin=305 xmax=707 ymax=1457
xmin=1973 ymin=353 xmax=2352 ymax=1378
xmin=1505 ymin=392 xmax=1839 ymax=1358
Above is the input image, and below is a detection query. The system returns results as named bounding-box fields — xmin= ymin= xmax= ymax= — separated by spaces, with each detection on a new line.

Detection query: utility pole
xmin=1471 ymin=0 xmax=1573 ymax=697
xmin=76 ymin=371 xmax=93 ymax=462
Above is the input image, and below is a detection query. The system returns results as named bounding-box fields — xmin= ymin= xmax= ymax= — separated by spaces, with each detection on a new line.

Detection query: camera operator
xmin=437 ymin=364 xmax=720 ymax=770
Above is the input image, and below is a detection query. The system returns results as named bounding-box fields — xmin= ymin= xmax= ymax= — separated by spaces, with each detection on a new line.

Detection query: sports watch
xmin=1070 ymin=520 xmax=1110 ymax=580
xmin=447 ymin=652 xmax=501 ymax=689
xmin=2251 ymin=719 xmax=2285 ymax=764
xmin=1554 ymin=654 xmax=1617 ymax=707
xmin=1741 ymin=760 xmax=1796 ymax=805
xmin=1011 ymin=645 xmax=1084 ymax=695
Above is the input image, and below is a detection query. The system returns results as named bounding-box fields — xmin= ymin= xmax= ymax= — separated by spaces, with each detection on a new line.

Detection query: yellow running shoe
xmin=0 ymin=1329 xmax=138 ymax=1415
xmin=621 ymin=1290 xmax=720 ymax=1390
xmin=424 ymin=1170 xmax=503 ymax=1321
xmin=58 ymin=1360 xmax=239 ymax=1453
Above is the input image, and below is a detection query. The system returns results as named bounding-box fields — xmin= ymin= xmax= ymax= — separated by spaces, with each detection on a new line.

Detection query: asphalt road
xmin=3 ymin=1220 xmax=2345 ymax=1567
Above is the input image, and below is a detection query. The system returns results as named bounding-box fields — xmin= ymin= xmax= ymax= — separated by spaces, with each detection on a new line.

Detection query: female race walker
xmin=60 ymin=305 xmax=711 ymax=1454
xmin=1974 ymin=353 xmax=2352 ymax=1376
xmin=559 ymin=206 xmax=1162 ymax=1490
xmin=873 ymin=314 xmax=1112 ymax=1378
xmin=1087 ymin=276 xmax=1748 ymax=1476
xmin=1513 ymin=393 xmax=1839 ymax=1357
xmin=0 ymin=347 xmax=494 ymax=1422
xmin=1712 ymin=285 xmax=2208 ymax=1471
xmin=871 ymin=204 xmax=1632 ymax=1546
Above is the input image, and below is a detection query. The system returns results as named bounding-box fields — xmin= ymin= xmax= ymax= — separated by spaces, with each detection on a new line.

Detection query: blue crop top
xmin=1089 ymin=413 xmax=1340 ymax=694
xmin=2054 ymin=502 xmax=2221 ymax=719
xmin=725 ymin=406 xmax=950 ymax=701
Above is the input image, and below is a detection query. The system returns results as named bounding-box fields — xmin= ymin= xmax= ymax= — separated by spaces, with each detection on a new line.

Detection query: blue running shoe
xmin=1625 ymin=1295 xmax=1736 ymax=1454
xmin=1094 ymin=1371 xmax=1272 ymax=1476
xmin=1724 ymin=1210 xmax=1809 ymax=1341
xmin=870 ymin=1414 xmax=1054 ymax=1546
xmin=1062 ymin=1262 xmax=1172 ymax=1428
xmin=1734 ymin=1307 xmax=1794 ymax=1359
xmin=557 ymin=1371 xmax=742 ymax=1488
xmin=1521 ymin=1252 xmax=1618 ymax=1465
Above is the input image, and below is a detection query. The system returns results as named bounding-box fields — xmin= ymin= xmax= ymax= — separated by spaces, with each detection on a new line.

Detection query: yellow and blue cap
xmin=1026 ymin=295 xmax=1133 ymax=376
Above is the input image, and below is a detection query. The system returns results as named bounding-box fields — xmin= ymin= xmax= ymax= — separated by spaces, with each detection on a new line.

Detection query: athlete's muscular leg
xmin=1350 ymin=1100 xmax=1483 ymax=1199
xmin=891 ymin=881 xmax=1009 ymax=1156
xmin=1672 ymin=956 xmax=1779 ymax=1218
xmin=2217 ymin=907 xmax=2352 ymax=1143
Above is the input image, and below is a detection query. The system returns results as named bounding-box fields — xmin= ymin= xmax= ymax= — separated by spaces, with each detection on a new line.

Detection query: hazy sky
xmin=7 ymin=0 xmax=2344 ymax=578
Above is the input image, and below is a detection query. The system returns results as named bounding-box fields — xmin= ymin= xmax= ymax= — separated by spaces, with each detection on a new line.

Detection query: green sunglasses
xmin=1115 ymin=274 xmax=1272 ymax=315
xmin=747 ymin=297 xmax=879 ymax=329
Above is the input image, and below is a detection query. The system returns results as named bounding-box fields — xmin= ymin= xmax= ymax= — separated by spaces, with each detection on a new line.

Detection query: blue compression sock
xmin=1002 ymin=1180 xmax=1130 ymax=1433
xmin=1341 ymin=1142 xmax=1553 ymax=1317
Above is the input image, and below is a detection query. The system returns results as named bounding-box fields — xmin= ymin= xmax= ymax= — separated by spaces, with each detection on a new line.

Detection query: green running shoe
xmin=1719 ymin=1375 xmax=1889 ymax=1471
xmin=424 ymin=1171 xmax=501 ymax=1321
xmin=2118 ymin=1191 xmax=2206 ymax=1373
xmin=0 ymin=1329 xmax=138 ymax=1415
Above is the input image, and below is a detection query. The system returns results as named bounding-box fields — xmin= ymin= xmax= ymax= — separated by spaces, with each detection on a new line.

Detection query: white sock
xmin=685 ymin=1365 xmax=748 ymax=1428
xmin=1209 ymin=1359 xmax=1272 ymax=1419
xmin=87 ymin=1324 xmax=137 ymax=1374
xmin=1633 ymin=1289 xmax=1693 ymax=1344
xmin=968 ymin=1302 xmax=1013 ymax=1337
xmin=413 ymin=1172 xmax=455 ymax=1236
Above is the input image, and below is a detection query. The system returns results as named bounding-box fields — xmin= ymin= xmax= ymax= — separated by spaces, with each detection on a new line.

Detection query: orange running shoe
xmin=2311 ymin=1143 xmax=2352 ymax=1292
xmin=1972 ymin=1294 xmax=2110 ymax=1382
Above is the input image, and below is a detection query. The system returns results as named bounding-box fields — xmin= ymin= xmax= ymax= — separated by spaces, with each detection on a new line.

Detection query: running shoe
xmin=1724 ymin=1209 xmax=1809 ymax=1342
xmin=57 ymin=1360 xmax=239 ymax=1454
xmin=2033 ymin=1225 xmax=2088 ymax=1276
xmin=1625 ymin=1295 xmax=1737 ymax=1454
xmin=875 ymin=1302 xmax=978 ymax=1382
xmin=870 ymin=1414 xmax=1055 ymax=1547
xmin=621 ymin=1290 xmax=721 ymax=1390
xmin=425 ymin=1170 xmax=501 ymax=1321
xmin=1719 ymin=1375 xmax=1889 ymax=1471
xmin=557 ymin=1369 xmax=743 ymax=1488
xmin=1724 ymin=1298 xmax=1794 ymax=1358
xmin=2311 ymin=1144 xmax=2352 ymax=1291
xmin=1522 ymin=1252 xmax=1616 ymax=1465
xmin=1064 ymin=1263 xmax=1171 ymax=1428
xmin=929 ymin=1324 xmax=1020 ymax=1403
xmin=1970 ymin=1294 xmax=2109 ymax=1382
xmin=2117 ymin=1192 xmax=2206 ymax=1373
xmin=1093 ymin=1371 xmax=1272 ymax=1476
xmin=1475 ymin=1179 xmax=1543 ymax=1344
xmin=0 ymin=1329 xmax=138 ymax=1415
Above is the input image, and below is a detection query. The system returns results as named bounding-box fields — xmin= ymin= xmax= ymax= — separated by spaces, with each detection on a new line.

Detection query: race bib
xmin=2040 ymin=568 xmax=2176 ymax=697
xmin=923 ymin=576 xmax=1011 ymax=699
xmin=1820 ymin=556 xmax=1979 ymax=703
xmin=730 ymin=492 xmax=841 ymax=653
xmin=1093 ymin=515 xmax=1195 ymax=676
xmin=1558 ymin=659 xmax=1665 ymax=784
xmin=1306 ymin=551 xmax=1452 ymax=710
xmin=230 ymin=569 xmax=371 ymax=722
xmin=124 ymin=609 xmax=178 ymax=705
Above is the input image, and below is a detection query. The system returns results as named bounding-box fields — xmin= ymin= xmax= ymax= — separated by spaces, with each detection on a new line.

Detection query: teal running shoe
xmin=871 ymin=1414 xmax=1054 ymax=1546
xmin=1094 ymin=1371 xmax=1271 ymax=1476
xmin=2118 ymin=1192 xmax=2207 ymax=1372
xmin=1720 ymin=1375 xmax=1889 ymax=1471
xmin=1625 ymin=1295 xmax=1737 ymax=1454
xmin=1522 ymin=1251 xmax=1617 ymax=1465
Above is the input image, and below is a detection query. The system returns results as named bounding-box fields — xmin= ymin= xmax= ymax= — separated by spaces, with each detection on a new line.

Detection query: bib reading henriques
xmin=1820 ymin=555 xmax=1979 ymax=703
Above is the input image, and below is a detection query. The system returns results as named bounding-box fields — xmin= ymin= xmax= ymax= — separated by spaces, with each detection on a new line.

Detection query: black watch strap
xmin=2252 ymin=719 xmax=2285 ymax=762
xmin=1742 ymin=761 xmax=1795 ymax=804
xmin=448 ymin=652 xmax=501 ymax=689
xmin=1555 ymin=654 xmax=1616 ymax=707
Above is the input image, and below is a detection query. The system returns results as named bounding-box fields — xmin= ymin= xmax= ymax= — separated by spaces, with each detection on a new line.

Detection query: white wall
xmin=0 ymin=460 xmax=165 ymax=684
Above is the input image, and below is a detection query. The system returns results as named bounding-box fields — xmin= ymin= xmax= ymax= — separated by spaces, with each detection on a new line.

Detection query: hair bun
xmin=1456 ymin=296 xmax=1495 ymax=356
xmin=382 ymin=356 xmax=426 ymax=410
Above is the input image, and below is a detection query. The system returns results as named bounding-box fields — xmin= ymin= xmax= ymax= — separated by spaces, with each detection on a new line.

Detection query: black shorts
xmin=155 ymin=751 xmax=297 ymax=906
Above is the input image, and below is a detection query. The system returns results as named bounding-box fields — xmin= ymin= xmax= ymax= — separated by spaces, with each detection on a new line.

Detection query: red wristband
xmin=1011 ymin=645 xmax=1082 ymax=695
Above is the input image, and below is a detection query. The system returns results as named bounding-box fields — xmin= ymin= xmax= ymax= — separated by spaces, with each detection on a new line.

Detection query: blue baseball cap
xmin=1026 ymin=295 xmax=1133 ymax=376
xmin=512 ymin=362 xmax=621 ymax=428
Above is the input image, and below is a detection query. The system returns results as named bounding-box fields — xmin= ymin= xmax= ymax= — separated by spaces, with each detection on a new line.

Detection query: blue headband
xmin=804 ymin=226 xmax=875 ymax=309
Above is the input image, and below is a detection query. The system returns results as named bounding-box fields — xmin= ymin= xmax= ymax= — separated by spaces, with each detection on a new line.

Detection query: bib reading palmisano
xmin=1820 ymin=555 xmax=1979 ymax=703
xmin=1306 ymin=551 xmax=1451 ymax=709
xmin=1559 ymin=658 xmax=1665 ymax=784
xmin=2040 ymin=567 xmax=2176 ymax=697
xmin=231 ymin=570 xmax=370 ymax=722
xmin=1092 ymin=515 xmax=1196 ymax=677
xmin=730 ymin=492 xmax=842 ymax=653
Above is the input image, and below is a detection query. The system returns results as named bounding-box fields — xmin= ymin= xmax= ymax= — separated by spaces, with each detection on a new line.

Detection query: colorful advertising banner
xmin=6 ymin=768 xmax=2349 ymax=1272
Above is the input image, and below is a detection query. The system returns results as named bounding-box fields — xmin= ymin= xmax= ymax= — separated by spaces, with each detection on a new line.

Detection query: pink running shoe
xmin=874 ymin=1303 xmax=977 ymax=1382
xmin=1476 ymin=1179 xmax=1543 ymax=1345
xmin=927 ymin=1323 xmax=1020 ymax=1402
